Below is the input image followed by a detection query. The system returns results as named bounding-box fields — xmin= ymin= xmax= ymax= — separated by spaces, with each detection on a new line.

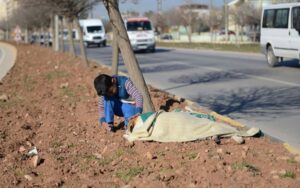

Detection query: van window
xmin=292 ymin=6 xmax=300 ymax=28
xmin=263 ymin=8 xmax=289 ymax=28
xmin=126 ymin=21 xmax=152 ymax=31
xmin=274 ymin=9 xmax=289 ymax=28
xmin=87 ymin=26 xmax=102 ymax=33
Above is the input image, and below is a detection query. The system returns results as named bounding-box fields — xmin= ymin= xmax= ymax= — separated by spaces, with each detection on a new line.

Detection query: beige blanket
xmin=124 ymin=111 xmax=260 ymax=142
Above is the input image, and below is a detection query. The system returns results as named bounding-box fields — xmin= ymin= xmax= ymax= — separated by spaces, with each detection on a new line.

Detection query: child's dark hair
xmin=94 ymin=74 xmax=113 ymax=96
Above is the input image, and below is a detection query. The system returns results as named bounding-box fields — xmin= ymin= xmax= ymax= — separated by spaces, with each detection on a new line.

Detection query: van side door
xmin=290 ymin=6 xmax=300 ymax=59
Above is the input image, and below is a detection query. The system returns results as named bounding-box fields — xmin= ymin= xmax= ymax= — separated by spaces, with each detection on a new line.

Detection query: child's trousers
xmin=104 ymin=97 xmax=138 ymax=126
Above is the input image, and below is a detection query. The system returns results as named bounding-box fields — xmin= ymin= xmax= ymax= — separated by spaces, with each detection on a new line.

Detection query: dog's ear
xmin=127 ymin=116 xmax=138 ymax=133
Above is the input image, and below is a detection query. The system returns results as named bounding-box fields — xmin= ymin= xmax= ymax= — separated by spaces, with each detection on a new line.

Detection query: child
xmin=94 ymin=74 xmax=143 ymax=131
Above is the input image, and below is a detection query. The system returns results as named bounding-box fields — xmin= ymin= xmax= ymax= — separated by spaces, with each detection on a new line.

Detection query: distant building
xmin=0 ymin=0 xmax=19 ymax=22
xmin=179 ymin=3 xmax=209 ymax=18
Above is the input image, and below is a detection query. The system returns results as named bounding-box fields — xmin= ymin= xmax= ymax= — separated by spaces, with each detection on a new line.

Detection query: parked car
xmin=219 ymin=30 xmax=236 ymax=35
xmin=160 ymin=34 xmax=173 ymax=40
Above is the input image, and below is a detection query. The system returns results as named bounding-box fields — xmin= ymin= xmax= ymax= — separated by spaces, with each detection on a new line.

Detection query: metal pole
xmin=54 ymin=15 xmax=60 ymax=51
xmin=224 ymin=0 xmax=228 ymax=41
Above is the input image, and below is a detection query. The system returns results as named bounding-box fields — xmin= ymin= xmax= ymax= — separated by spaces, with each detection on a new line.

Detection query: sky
xmin=94 ymin=0 xmax=227 ymax=19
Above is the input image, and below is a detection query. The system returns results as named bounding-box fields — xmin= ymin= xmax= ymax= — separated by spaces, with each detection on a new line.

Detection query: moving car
xmin=79 ymin=19 xmax=106 ymax=48
xmin=260 ymin=3 xmax=300 ymax=67
xmin=125 ymin=17 xmax=156 ymax=52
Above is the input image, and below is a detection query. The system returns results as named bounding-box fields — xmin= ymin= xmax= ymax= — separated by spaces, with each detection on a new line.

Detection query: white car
xmin=260 ymin=3 xmax=300 ymax=67
xmin=125 ymin=17 xmax=156 ymax=52
xmin=79 ymin=19 xmax=106 ymax=48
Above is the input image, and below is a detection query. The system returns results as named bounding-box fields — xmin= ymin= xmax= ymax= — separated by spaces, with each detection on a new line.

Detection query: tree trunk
xmin=50 ymin=13 xmax=55 ymax=51
xmin=103 ymin=0 xmax=154 ymax=112
xmin=186 ymin=25 xmax=192 ymax=43
xmin=67 ymin=17 xmax=76 ymax=56
xmin=74 ymin=18 xmax=89 ymax=67
xmin=54 ymin=15 xmax=60 ymax=51
xmin=60 ymin=17 xmax=65 ymax=52
xmin=111 ymin=28 xmax=119 ymax=75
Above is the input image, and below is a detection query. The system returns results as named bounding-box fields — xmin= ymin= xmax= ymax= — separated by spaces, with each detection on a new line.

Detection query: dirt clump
xmin=0 ymin=44 xmax=299 ymax=187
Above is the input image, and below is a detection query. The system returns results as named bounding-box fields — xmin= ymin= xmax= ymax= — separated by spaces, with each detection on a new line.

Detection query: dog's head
xmin=127 ymin=115 xmax=139 ymax=133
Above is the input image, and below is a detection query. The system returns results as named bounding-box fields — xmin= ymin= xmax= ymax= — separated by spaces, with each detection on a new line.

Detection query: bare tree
xmin=102 ymin=0 xmax=154 ymax=112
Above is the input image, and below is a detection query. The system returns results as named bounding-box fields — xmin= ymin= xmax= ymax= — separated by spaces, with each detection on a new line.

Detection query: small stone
xmin=0 ymin=94 xmax=8 ymax=102
xmin=279 ymin=169 xmax=286 ymax=175
xmin=205 ymin=149 xmax=209 ymax=153
xmin=212 ymin=136 xmax=221 ymax=144
xmin=217 ymin=148 xmax=223 ymax=154
xmin=19 ymin=146 xmax=26 ymax=153
xmin=242 ymin=146 xmax=249 ymax=151
xmin=270 ymin=170 xmax=277 ymax=174
xmin=32 ymin=155 xmax=40 ymax=167
xmin=93 ymin=153 xmax=102 ymax=159
xmin=146 ymin=151 xmax=153 ymax=160
xmin=26 ymin=141 xmax=32 ymax=147
xmin=273 ymin=175 xmax=279 ymax=179
xmin=242 ymin=151 xmax=247 ymax=158
xmin=277 ymin=156 xmax=290 ymax=161
xmin=24 ymin=174 xmax=33 ymax=181
xmin=231 ymin=135 xmax=245 ymax=144
xmin=59 ymin=82 xmax=69 ymax=89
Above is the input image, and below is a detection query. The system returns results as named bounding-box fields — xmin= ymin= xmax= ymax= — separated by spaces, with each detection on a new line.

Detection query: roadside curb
xmin=0 ymin=42 xmax=17 ymax=81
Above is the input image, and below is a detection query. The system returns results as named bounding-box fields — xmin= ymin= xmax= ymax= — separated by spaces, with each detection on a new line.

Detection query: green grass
xmin=0 ymin=95 xmax=24 ymax=108
xmin=287 ymin=159 xmax=297 ymax=164
xmin=24 ymin=75 xmax=37 ymax=91
xmin=115 ymin=167 xmax=144 ymax=182
xmin=44 ymin=70 xmax=69 ymax=80
xmin=232 ymin=161 xmax=260 ymax=176
xmin=280 ymin=171 xmax=296 ymax=179
xmin=187 ymin=152 xmax=198 ymax=160
xmin=157 ymin=42 xmax=260 ymax=53
xmin=60 ymin=87 xmax=75 ymax=97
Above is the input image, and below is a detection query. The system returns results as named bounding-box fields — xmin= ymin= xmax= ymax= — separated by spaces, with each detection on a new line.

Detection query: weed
xmin=0 ymin=95 xmax=24 ymax=108
xmin=280 ymin=171 xmax=296 ymax=179
xmin=53 ymin=142 xmax=63 ymax=148
xmin=115 ymin=167 xmax=144 ymax=182
xmin=232 ymin=161 xmax=260 ymax=176
xmin=60 ymin=87 xmax=75 ymax=97
xmin=67 ymin=143 xmax=75 ymax=148
xmin=187 ymin=152 xmax=198 ymax=160
xmin=0 ymin=131 xmax=7 ymax=140
xmin=24 ymin=75 xmax=37 ymax=91
xmin=287 ymin=159 xmax=297 ymax=164
xmin=44 ymin=70 xmax=68 ymax=80
xmin=56 ymin=156 xmax=65 ymax=161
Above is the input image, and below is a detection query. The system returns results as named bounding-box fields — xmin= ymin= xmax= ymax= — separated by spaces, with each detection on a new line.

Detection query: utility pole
xmin=224 ymin=0 xmax=228 ymax=41
xmin=210 ymin=0 xmax=213 ymax=43
xmin=157 ymin=0 xmax=162 ymax=14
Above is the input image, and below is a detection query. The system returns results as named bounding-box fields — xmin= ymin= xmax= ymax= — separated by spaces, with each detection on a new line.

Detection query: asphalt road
xmin=75 ymin=45 xmax=300 ymax=149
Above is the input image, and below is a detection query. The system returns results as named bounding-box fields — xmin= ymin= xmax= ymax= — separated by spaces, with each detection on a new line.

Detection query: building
xmin=0 ymin=0 xmax=19 ymax=22
xmin=179 ymin=3 xmax=209 ymax=18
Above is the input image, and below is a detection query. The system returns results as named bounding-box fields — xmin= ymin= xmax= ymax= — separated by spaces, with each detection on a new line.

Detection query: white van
xmin=260 ymin=3 xmax=300 ymax=67
xmin=79 ymin=19 xmax=106 ymax=48
xmin=125 ymin=17 xmax=156 ymax=52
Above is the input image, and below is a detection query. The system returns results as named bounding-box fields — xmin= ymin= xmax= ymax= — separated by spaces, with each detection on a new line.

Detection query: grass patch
xmin=232 ymin=161 xmax=260 ymax=176
xmin=280 ymin=171 xmax=296 ymax=179
xmin=0 ymin=95 xmax=24 ymax=108
xmin=157 ymin=42 xmax=260 ymax=53
xmin=287 ymin=159 xmax=297 ymax=164
xmin=44 ymin=70 xmax=69 ymax=80
xmin=187 ymin=152 xmax=198 ymax=160
xmin=60 ymin=87 xmax=75 ymax=97
xmin=24 ymin=75 xmax=37 ymax=91
xmin=115 ymin=167 xmax=144 ymax=182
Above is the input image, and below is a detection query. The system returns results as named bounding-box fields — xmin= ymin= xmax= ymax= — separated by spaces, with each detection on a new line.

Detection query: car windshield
xmin=126 ymin=21 xmax=152 ymax=31
xmin=87 ymin=26 xmax=102 ymax=33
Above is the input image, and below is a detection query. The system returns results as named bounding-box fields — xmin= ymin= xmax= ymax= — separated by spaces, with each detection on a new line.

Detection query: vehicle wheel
xmin=266 ymin=46 xmax=279 ymax=67
xmin=84 ymin=42 xmax=89 ymax=48
xmin=150 ymin=47 xmax=155 ymax=53
xmin=103 ymin=41 xmax=106 ymax=47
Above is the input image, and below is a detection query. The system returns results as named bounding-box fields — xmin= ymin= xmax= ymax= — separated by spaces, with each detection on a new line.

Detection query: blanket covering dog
xmin=123 ymin=110 xmax=260 ymax=142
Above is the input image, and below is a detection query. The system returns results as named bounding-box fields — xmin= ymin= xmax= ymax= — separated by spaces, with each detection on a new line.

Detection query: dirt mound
xmin=0 ymin=44 xmax=299 ymax=187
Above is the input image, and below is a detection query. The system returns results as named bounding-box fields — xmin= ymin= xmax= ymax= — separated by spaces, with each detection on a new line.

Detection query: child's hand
xmin=102 ymin=122 xmax=113 ymax=132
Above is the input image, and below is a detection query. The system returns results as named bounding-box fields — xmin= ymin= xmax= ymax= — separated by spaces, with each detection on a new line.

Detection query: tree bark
xmin=67 ymin=17 xmax=76 ymax=56
xmin=75 ymin=18 xmax=89 ymax=67
xmin=103 ymin=0 xmax=154 ymax=112
xmin=111 ymin=28 xmax=119 ymax=75
xmin=60 ymin=17 xmax=65 ymax=52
